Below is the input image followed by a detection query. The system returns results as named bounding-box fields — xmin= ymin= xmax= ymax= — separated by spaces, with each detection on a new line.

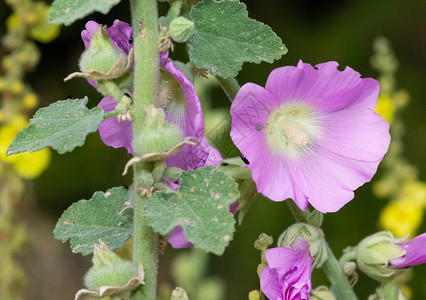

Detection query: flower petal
xmin=265 ymin=61 xmax=372 ymax=113
xmin=318 ymin=80 xmax=390 ymax=162
xmin=391 ymin=233 xmax=426 ymax=268
xmin=163 ymin=58 xmax=209 ymax=170
xmin=260 ymin=265 xmax=282 ymax=300
xmin=107 ymin=19 xmax=133 ymax=55
xmin=288 ymin=147 xmax=383 ymax=213
xmin=97 ymin=97 xmax=133 ymax=154
xmin=265 ymin=247 xmax=301 ymax=275
xmin=81 ymin=21 xmax=100 ymax=49
xmin=168 ymin=226 xmax=194 ymax=249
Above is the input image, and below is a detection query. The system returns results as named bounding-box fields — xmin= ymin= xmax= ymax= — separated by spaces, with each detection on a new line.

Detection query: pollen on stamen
xmin=282 ymin=122 xmax=309 ymax=146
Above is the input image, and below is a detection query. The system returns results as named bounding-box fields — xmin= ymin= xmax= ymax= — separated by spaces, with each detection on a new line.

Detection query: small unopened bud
xmin=278 ymin=223 xmax=327 ymax=268
xmin=254 ymin=233 xmax=273 ymax=250
xmin=169 ymin=17 xmax=194 ymax=43
xmin=310 ymin=286 xmax=336 ymax=300
xmin=164 ymin=167 xmax=183 ymax=181
xmin=79 ymin=26 xmax=123 ymax=73
xmin=84 ymin=243 xmax=134 ymax=290
xmin=248 ymin=290 xmax=261 ymax=300
xmin=368 ymin=282 xmax=407 ymax=300
xmin=356 ymin=231 xmax=408 ymax=282
xmin=132 ymin=106 xmax=182 ymax=156
xmin=171 ymin=287 xmax=189 ymax=300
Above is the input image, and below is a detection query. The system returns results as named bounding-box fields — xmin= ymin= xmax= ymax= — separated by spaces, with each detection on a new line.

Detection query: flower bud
xmin=79 ymin=26 xmax=123 ymax=73
xmin=164 ymin=167 xmax=183 ymax=181
xmin=254 ymin=233 xmax=273 ymax=251
xmin=132 ymin=106 xmax=182 ymax=156
xmin=171 ymin=287 xmax=189 ymax=300
xmin=311 ymin=286 xmax=336 ymax=300
xmin=169 ymin=17 xmax=194 ymax=43
xmin=356 ymin=231 xmax=408 ymax=282
xmin=278 ymin=223 xmax=327 ymax=268
xmin=84 ymin=243 xmax=134 ymax=290
xmin=368 ymin=282 xmax=407 ymax=300
xmin=248 ymin=290 xmax=261 ymax=300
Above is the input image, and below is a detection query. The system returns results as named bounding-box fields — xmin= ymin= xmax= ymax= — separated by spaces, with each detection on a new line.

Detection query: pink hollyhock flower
xmin=261 ymin=239 xmax=313 ymax=300
xmin=230 ymin=61 xmax=390 ymax=213
xmin=390 ymin=233 xmax=426 ymax=268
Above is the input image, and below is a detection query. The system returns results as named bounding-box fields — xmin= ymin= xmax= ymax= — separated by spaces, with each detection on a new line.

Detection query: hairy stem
xmin=216 ymin=76 xmax=240 ymax=102
xmin=286 ymin=201 xmax=357 ymax=300
xmin=130 ymin=0 xmax=160 ymax=299
xmin=131 ymin=175 xmax=158 ymax=300
xmin=130 ymin=0 xmax=160 ymax=132
xmin=164 ymin=0 xmax=183 ymax=27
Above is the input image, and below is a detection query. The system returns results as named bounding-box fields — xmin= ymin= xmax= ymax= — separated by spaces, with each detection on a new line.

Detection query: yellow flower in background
xmin=6 ymin=3 xmax=61 ymax=44
xmin=0 ymin=114 xmax=50 ymax=179
xmin=379 ymin=198 xmax=423 ymax=238
xmin=401 ymin=181 xmax=426 ymax=206
xmin=23 ymin=93 xmax=38 ymax=109
xmin=28 ymin=3 xmax=61 ymax=43
xmin=5 ymin=12 xmax=23 ymax=32
xmin=375 ymin=94 xmax=395 ymax=124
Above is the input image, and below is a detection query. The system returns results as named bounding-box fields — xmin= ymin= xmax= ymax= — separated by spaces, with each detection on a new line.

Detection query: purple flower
xmin=261 ymin=239 xmax=313 ymax=300
xmin=390 ymin=233 xmax=426 ymax=268
xmin=230 ymin=61 xmax=390 ymax=213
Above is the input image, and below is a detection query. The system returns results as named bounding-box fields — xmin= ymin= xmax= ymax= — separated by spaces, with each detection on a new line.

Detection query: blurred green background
xmin=1 ymin=0 xmax=426 ymax=299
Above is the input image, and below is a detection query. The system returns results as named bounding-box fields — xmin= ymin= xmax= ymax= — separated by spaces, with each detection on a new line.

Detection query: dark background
xmin=1 ymin=0 xmax=426 ymax=298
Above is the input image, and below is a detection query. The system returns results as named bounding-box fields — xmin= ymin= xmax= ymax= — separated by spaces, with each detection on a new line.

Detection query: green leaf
xmin=49 ymin=0 xmax=121 ymax=26
xmin=144 ymin=166 xmax=239 ymax=255
xmin=188 ymin=0 xmax=287 ymax=77
xmin=7 ymin=98 xmax=104 ymax=155
xmin=54 ymin=187 xmax=132 ymax=255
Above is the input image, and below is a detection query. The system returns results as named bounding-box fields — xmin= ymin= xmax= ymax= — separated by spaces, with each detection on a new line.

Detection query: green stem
xmin=131 ymin=177 xmax=158 ymax=300
xmin=216 ymin=76 xmax=240 ymax=102
xmin=322 ymin=243 xmax=357 ymax=300
xmin=100 ymin=80 xmax=123 ymax=101
xmin=130 ymin=0 xmax=160 ymax=133
xmin=103 ymin=110 xmax=118 ymax=120
xmin=130 ymin=0 xmax=160 ymax=299
xmin=164 ymin=0 xmax=183 ymax=27
xmin=286 ymin=201 xmax=357 ymax=300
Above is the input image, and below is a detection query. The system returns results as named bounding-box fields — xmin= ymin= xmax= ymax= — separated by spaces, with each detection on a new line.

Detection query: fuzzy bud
xmin=171 ymin=287 xmax=189 ymax=300
xmin=310 ymin=286 xmax=336 ymax=300
xmin=169 ymin=17 xmax=194 ymax=43
xmin=368 ymin=282 xmax=407 ymax=300
xmin=248 ymin=290 xmax=261 ymax=300
xmin=79 ymin=26 xmax=123 ymax=73
xmin=84 ymin=243 xmax=134 ymax=290
xmin=356 ymin=231 xmax=408 ymax=282
xmin=254 ymin=233 xmax=273 ymax=251
xmin=278 ymin=222 xmax=327 ymax=268
xmin=164 ymin=167 xmax=183 ymax=181
xmin=132 ymin=106 xmax=182 ymax=156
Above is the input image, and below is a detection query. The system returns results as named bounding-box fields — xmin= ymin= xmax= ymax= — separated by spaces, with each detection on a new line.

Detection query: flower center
xmin=265 ymin=103 xmax=322 ymax=158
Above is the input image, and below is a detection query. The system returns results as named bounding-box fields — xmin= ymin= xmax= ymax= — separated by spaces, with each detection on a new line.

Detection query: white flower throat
xmin=265 ymin=103 xmax=322 ymax=158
